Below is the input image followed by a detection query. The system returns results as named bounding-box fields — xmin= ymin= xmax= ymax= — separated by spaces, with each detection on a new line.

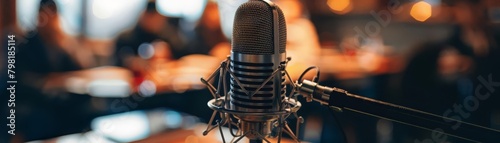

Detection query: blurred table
xmin=32 ymin=124 xmax=296 ymax=143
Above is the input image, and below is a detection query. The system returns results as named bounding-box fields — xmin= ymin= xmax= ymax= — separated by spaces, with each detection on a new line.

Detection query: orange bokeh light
xmin=410 ymin=1 xmax=432 ymax=22
xmin=327 ymin=0 xmax=352 ymax=14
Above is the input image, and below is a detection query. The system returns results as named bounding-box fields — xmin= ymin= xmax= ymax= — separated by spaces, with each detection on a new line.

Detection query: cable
xmin=297 ymin=66 xmax=320 ymax=84
xmin=328 ymin=107 xmax=348 ymax=143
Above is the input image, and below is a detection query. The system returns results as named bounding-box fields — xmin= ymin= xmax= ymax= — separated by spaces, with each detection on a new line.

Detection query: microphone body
xmin=229 ymin=0 xmax=286 ymax=140
xmin=296 ymin=80 xmax=500 ymax=142
xmin=202 ymin=1 xmax=302 ymax=142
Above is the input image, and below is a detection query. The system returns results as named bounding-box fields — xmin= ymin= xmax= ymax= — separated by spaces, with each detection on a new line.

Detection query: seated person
xmin=16 ymin=0 xmax=131 ymax=141
xmin=114 ymin=0 xmax=185 ymax=78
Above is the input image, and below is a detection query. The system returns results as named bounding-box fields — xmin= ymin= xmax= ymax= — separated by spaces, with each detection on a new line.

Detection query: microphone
xmin=201 ymin=0 xmax=302 ymax=142
xmin=296 ymin=79 xmax=500 ymax=142
xmin=229 ymin=0 xmax=286 ymax=140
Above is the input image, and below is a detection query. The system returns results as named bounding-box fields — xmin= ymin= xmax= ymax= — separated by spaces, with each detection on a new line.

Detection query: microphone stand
xmin=296 ymin=79 xmax=500 ymax=142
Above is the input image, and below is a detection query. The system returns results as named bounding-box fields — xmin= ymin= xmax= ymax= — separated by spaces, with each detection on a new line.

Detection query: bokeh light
xmin=156 ymin=0 xmax=207 ymax=22
xmin=91 ymin=111 xmax=150 ymax=142
xmin=92 ymin=0 xmax=116 ymax=19
xmin=139 ymin=80 xmax=157 ymax=97
xmin=327 ymin=0 xmax=352 ymax=14
xmin=138 ymin=43 xmax=155 ymax=59
xmin=410 ymin=1 xmax=432 ymax=22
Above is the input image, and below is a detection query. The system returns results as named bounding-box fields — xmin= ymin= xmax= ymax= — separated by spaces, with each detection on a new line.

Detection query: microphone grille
xmin=232 ymin=0 xmax=286 ymax=55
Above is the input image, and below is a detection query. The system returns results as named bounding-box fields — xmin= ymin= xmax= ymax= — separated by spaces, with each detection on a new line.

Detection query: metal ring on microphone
xmin=207 ymin=97 xmax=302 ymax=116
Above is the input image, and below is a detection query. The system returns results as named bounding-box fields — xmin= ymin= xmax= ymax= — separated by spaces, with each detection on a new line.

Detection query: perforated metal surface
xmin=232 ymin=0 xmax=286 ymax=55
xmin=230 ymin=60 xmax=286 ymax=110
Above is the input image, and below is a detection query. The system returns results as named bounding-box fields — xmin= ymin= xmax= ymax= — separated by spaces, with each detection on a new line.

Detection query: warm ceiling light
xmin=410 ymin=1 xmax=432 ymax=22
xmin=327 ymin=0 xmax=352 ymax=14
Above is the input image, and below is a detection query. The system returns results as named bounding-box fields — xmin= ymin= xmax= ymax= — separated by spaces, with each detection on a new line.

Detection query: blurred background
xmin=1 ymin=0 xmax=500 ymax=142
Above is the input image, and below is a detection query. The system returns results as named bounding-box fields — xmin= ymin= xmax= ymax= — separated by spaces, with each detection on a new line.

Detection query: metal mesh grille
xmin=232 ymin=0 xmax=286 ymax=55
xmin=230 ymin=61 xmax=286 ymax=110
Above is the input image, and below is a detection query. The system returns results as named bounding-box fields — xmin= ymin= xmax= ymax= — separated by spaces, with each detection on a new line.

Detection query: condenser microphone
xmin=230 ymin=0 xmax=286 ymax=141
xmin=201 ymin=0 xmax=302 ymax=143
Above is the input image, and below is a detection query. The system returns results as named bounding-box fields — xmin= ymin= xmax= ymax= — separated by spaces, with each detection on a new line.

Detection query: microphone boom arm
xmin=296 ymin=80 xmax=500 ymax=142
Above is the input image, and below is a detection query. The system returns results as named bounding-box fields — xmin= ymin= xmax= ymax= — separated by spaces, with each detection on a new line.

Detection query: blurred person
xmin=399 ymin=0 xmax=500 ymax=141
xmin=447 ymin=0 xmax=500 ymax=124
xmin=185 ymin=1 xmax=230 ymax=59
xmin=114 ymin=0 xmax=185 ymax=79
xmin=16 ymin=0 xmax=84 ymax=140
xmin=274 ymin=0 xmax=322 ymax=80
xmin=402 ymin=42 xmax=464 ymax=114
xmin=113 ymin=1 xmax=228 ymax=89
xmin=447 ymin=0 xmax=500 ymax=130
xmin=447 ymin=0 xmax=500 ymax=87
xmin=448 ymin=0 xmax=497 ymax=57
xmin=16 ymin=0 xmax=132 ymax=141
xmin=111 ymin=0 xmax=226 ymax=124
xmin=400 ymin=41 xmax=476 ymax=143
xmin=271 ymin=1 xmax=355 ymax=143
